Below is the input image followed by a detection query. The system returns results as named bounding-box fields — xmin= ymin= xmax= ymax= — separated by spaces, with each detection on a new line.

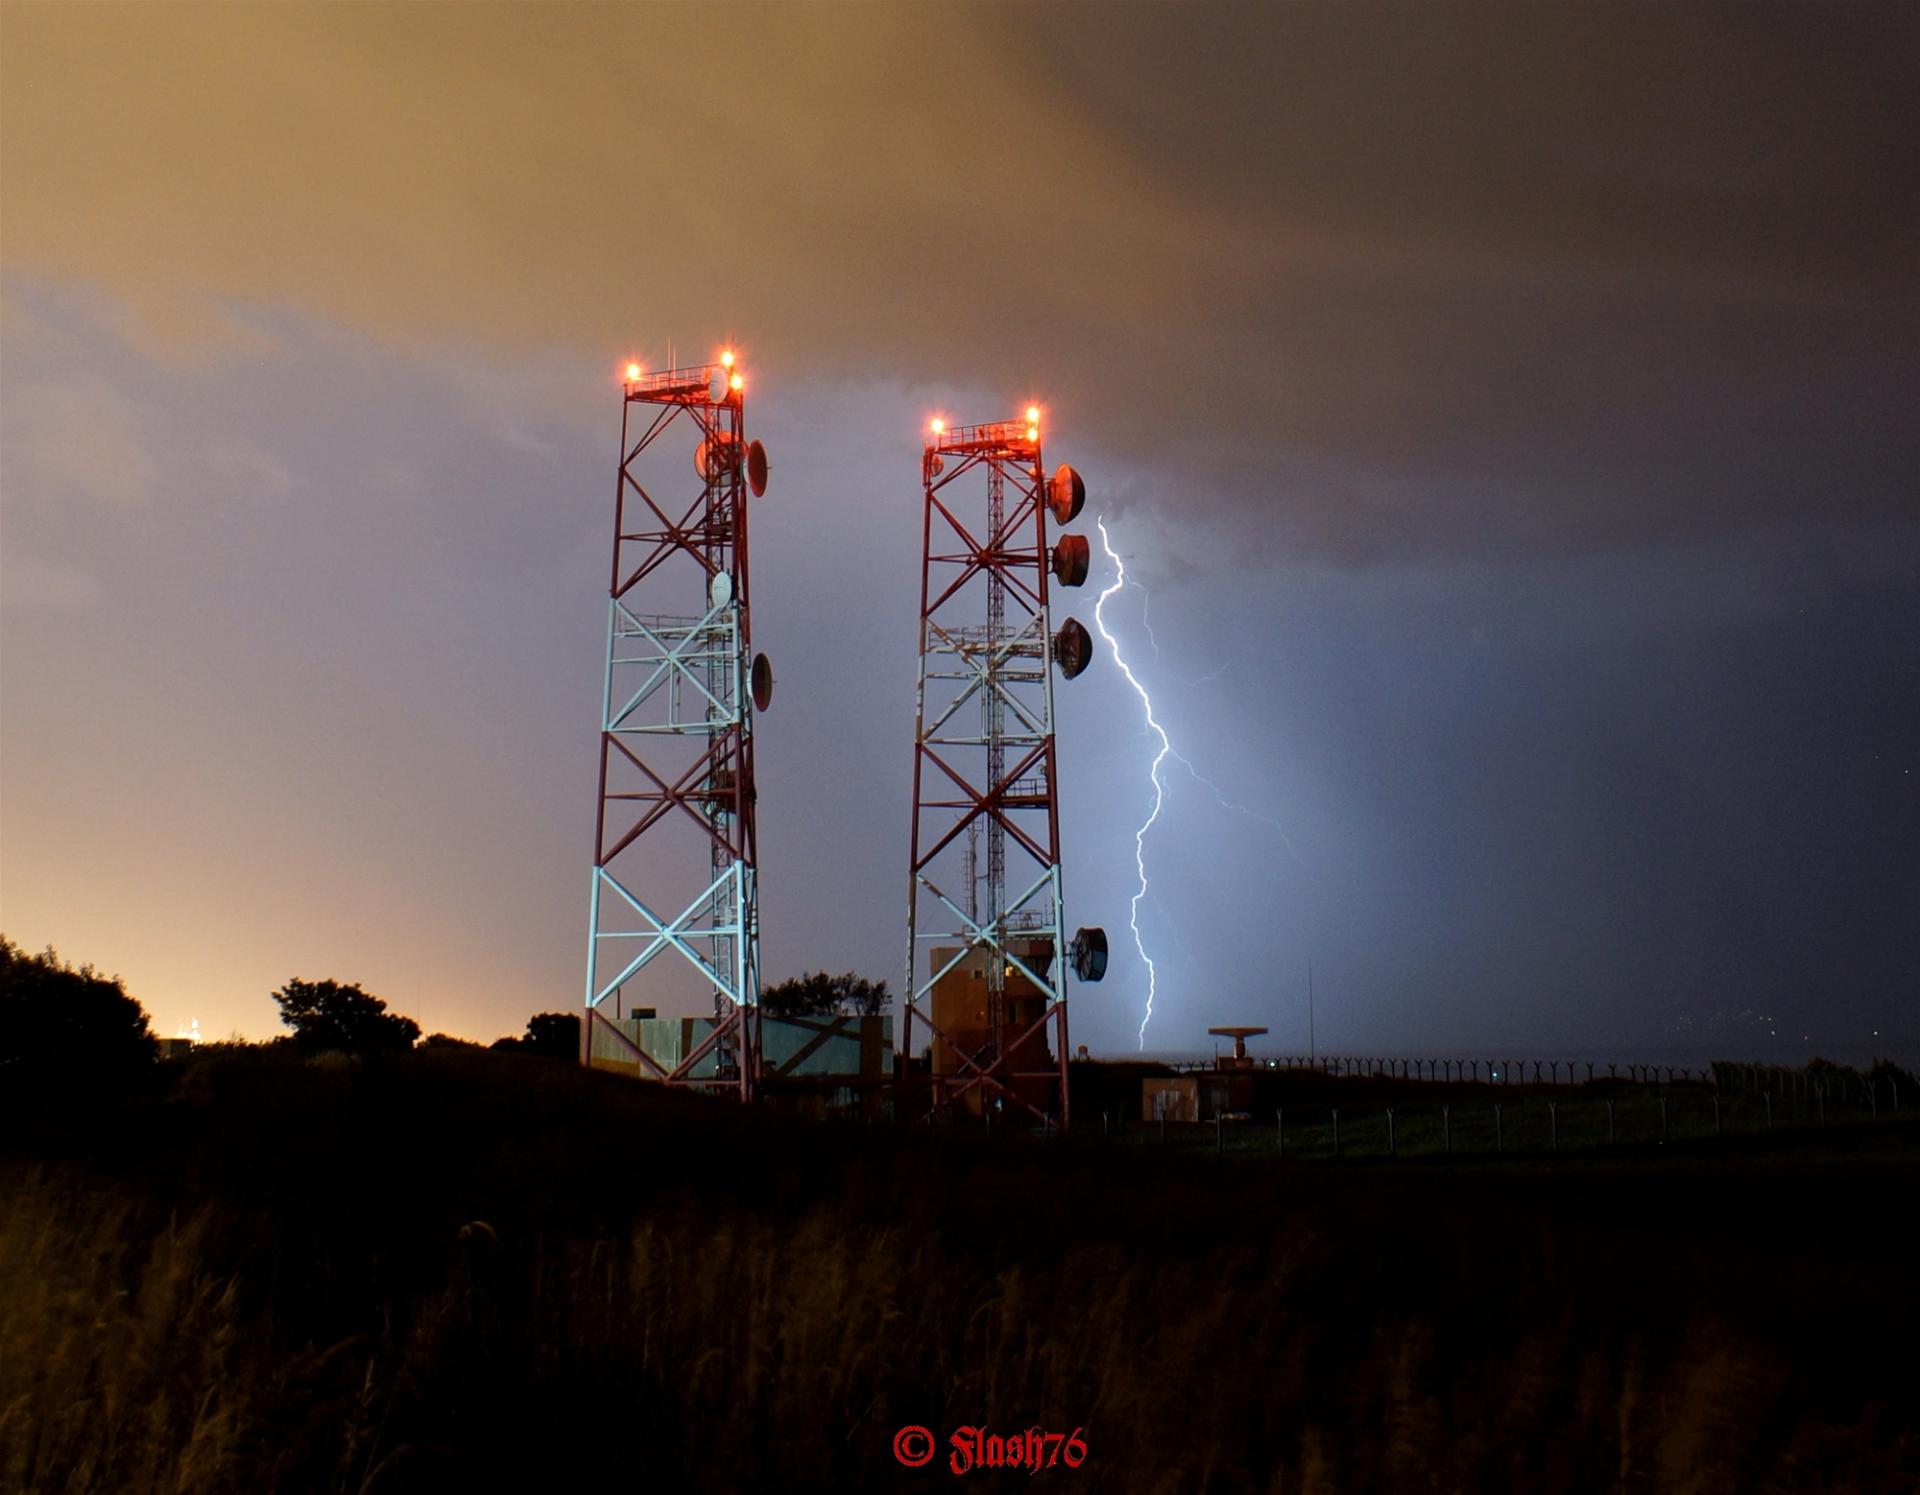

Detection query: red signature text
xmin=948 ymin=1425 xmax=1087 ymax=1474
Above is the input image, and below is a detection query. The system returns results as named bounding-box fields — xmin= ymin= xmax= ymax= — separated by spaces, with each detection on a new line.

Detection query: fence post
xmin=1659 ymin=1096 xmax=1668 ymax=1144
xmin=1549 ymin=1101 xmax=1557 ymax=1152
xmin=1102 ymin=1110 xmax=1109 ymax=1138
xmin=1495 ymin=1104 xmax=1503 ymax=1154
xmin=1818 ymin=1085 xmax=1825 ymax=1124
xmin=1159 ymin=1114 xmax=1166 ymax=1145
xmin=1713 ymin=1094 xmax=1720 ymax=1137
xmin=1387 ymin=1108 xmax=1396 ymax=1157
xmin=1606 ymin=1099 xmax=1615 ymax=1144
xmin=1764 ymin=1092 xmax=1773 ymax=1131
xmin=1443 ymin=1105 xmax=1451 ymax=1155
xmin=1332 ymin=1108 xmax=1340 ymax=1157
xmin=1869 ymin=1083 xmax=1878 ymax=1122
xmin=1215 ymin=1113 xmax=1223 ymax=1158
xmin=1277 ymin=1108 xmax=1284 ymax=1158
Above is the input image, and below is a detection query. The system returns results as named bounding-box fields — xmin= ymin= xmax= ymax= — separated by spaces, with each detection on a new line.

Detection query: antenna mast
xmin=582 ymin=351 xmax=775 ymax=1098
xmin=901 ymin=409 xmax=1106 ymax=1129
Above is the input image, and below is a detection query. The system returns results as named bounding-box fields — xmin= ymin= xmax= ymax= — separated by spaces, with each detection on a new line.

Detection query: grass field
xmin=3 ymin=1047 xmax=1914 ymax=1493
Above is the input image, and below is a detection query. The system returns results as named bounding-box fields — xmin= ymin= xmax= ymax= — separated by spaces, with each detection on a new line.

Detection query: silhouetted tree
xmin=271 ymin=978 xmax=419 ymax=1054
xmin=421 ymin=1033 xmax=480 ymax=1050
xmin=0 ymin=936 xmax=158 ymax=1093
xmin=760 ymin=970 xmax=890 ymax=1019
xmin=522 ymin=1012 xmax=581 ymax=1060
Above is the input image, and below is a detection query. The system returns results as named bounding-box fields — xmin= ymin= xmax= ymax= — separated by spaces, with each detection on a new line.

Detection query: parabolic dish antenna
xmin=751 ymin=652 xmax=775 ymax=711
xmin=1052 ymin=534 xmax=1090 ymax=588
xmin=747 ymin=439 xmax=770 ymax=497
xmin=1053 ymin=617 xmax=1093 ymax=679
xmin=709 ymin=570 xmax=734 ymax=609
xmin=1047 ymin=464 xmax=1086 ymax=525
xmin=694 ymin=430 xmax=740 ymax=482
xmin=1071 ymin=926 xmax=1109 ymax=983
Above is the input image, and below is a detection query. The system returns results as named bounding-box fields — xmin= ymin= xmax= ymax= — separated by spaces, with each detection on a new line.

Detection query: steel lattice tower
xmin=584 ymin=353 xmax=772 ymax=1099
xmin=902 ymin=409 xmax=1106 ymax=1129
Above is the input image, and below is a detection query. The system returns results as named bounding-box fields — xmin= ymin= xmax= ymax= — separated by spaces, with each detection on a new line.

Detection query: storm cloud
xmin=6 ymin=3 xmax=1915 ymax=559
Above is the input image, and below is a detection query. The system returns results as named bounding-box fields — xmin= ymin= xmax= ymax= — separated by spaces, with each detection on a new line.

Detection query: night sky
xmin=3 ymin=4 xmax=1915 ymax=1060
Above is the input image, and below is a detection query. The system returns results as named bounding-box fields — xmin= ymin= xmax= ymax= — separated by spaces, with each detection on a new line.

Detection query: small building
xmin=1141 ymin=1026 xmax=1270 ymax=1120
xmin=1143 ymin=1074 xmax=1234 ymax=1122
xmin=927 ymin=940 xmax=1058 ymax=1118
xmin=586 ymin=1011 xmax=893 ymax=1114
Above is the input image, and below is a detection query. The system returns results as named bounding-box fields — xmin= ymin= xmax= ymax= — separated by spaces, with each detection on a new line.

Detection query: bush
xmin=270 ymin=979 xmax=419 ymax=1055
xmin=761 ymin=970 xmax=890 ymax=1019
xmin=521 ymin=1012 xmax=580 ymax=1060
xmin=0 ymin=936 xmax=157 ymax=1098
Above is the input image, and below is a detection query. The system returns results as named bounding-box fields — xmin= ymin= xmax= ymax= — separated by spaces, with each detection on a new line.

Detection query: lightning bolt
xmin=1093 ymin=519 xmax=1304 ymax=1050
xmin=1094 ymin=518 xmax=1170 ymax=1049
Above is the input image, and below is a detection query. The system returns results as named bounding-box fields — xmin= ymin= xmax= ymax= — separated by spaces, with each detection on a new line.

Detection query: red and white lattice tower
xmin=583 ymin=351 xmax=773 ymax=1099
xmin=902 ymin=407 xmax=1107 ymax=1129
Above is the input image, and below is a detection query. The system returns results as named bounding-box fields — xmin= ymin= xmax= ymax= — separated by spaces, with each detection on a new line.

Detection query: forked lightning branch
xmin=1093 ymin=519 xmax=1295 ymax=1050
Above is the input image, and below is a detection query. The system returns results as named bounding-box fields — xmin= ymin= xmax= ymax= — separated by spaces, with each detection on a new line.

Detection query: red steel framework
xmin=901 ymin=413 xmax=1103 ymax=1129
xmin=583 ymin=357 xmax=768 ymax=1100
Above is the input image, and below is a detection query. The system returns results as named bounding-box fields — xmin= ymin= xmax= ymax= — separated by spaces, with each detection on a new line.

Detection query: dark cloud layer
xmin=6 ymin=3 xmax=1915 ymax=559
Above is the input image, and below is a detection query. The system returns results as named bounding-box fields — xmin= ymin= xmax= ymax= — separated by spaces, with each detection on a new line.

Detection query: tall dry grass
xmin=2 ymin=1048 xmax=1913 ymax=1492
